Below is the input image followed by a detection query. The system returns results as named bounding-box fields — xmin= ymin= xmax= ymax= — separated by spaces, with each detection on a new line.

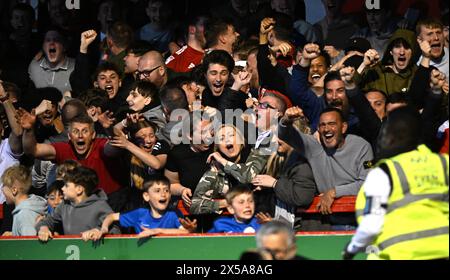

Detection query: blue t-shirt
xmin=208 ymin=216 xmax=261 ymax=233
xmin=119 ymin=208 xmax=182 ymax=233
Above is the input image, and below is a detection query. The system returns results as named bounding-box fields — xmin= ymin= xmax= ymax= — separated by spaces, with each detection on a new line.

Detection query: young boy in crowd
xmin=208 ymin=184 xmax=271 ymax=233
xmin=1 ymin=165 xmax=47 ymax=236
xmin=36 ymin=166 xmax=118 ymax=242
xmin=91 ymin=175 xmax=197 ymax=240
xmin=46 ymin=180 xmax=64 ymax=214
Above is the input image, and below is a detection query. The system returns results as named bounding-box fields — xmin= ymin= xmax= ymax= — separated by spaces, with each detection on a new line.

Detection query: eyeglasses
xmin=257 ymin=102 xmax=276 ymax=110
xmin=136 ymin=65 xmax=161 ymax=79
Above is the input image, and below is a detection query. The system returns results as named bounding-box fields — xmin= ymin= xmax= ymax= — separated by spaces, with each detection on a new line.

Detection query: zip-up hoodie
xmin=35 ymin=189 xmax=116 ymax=235
xmin=12 ymin=194 xmax=47 ymax=236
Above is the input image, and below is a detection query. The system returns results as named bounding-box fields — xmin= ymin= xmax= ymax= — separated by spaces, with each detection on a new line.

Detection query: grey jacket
xmin=12 ymin=194 xmax=47 ymax=236
xmin=36 ymin=190 xmax=118 ymax=234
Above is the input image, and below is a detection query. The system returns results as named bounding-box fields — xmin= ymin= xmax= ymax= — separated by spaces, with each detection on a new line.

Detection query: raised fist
xmin=80 ymin=30 xmax=98 ymax=53
xmin=430 ymin=69 xmax=446 ymax=91
xmin=260 ymin=18 xmax=275 ymax=35
xmin=363 ymin=49 xmax=380 ymax=67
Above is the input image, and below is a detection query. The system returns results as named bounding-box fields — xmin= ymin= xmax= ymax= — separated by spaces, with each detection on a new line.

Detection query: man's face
xmin=391 ymin=43 xmax=412 ymax=71
xmin=124 ymin=52 xmax=140 ymax=74
xmin=68 ymin=122 xmax=96 ymax=156
xmin=318 ymin=111 xmax=347 ymax=149
xmin=228 ymin=192 xmax=255 ymax=223
xmin=308 ymin=56 xmax=328 ymax=85
xmin=325 ymin=80 xmax=349 ymax=113
xmin=95 ymin=70 xmax=121 ymax=99
xmin=224 ymin=25 xmax=240 ymax=52
xmin=271 ymin=0 xmax=295 ymax=18
xmin=126 ymin=88 xmax=151 ymax=112
xmin=97 ymin=0 xmax=119 ymax=32
xmin=138 ymin=57 xmax=163 ymax=85
xmin=419 ymin=26 xmax=444 ymax=59
xmin=38 ymin=104 xmax=58 ymax=127
xmin=143 ymin=183 xmax=171 ymax=213
xmin=365 ymin=91 xmax=386 ymax=120
xmin=194 ymin=23 xmax=206 ymax=48
xmin=134 ymin=127 xmax=157 ymax=153
xmin=43 ymin=31 xmax=65 ymax=65
xmin=247 ymin=53 xmax=260 ymax=89
xmin=48 ymin=0 xmax=67 ymax=28
xmin=206 ymin=63 xmax=229 ymax=96
xmin=366 ymin=10 xmax=386 ymax=33
xmin=10 ymin=9 xmax=31 ymax=33
xmin=260 ymin=232 xmax=296 ymax=260
xmin=191 ymin=119 xmax=213 ymax=152
xmin=146 ymin=0 xmax=169 ymax=25
xmin=255 ymin=96 xmax=280 ymax=131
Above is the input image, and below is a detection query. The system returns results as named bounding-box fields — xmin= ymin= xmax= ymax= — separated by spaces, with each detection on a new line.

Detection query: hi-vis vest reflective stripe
xmin=355 ymin=145 xmax=449 ymax=260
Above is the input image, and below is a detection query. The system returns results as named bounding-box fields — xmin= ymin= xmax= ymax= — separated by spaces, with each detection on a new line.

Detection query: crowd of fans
xmin=0 ymin=0 xmax=448 ymax=252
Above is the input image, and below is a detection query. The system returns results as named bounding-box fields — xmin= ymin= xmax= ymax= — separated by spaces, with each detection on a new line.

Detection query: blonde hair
xmin=1 ymin=165 xmax=32 ymax=194
xmin=214 ymin=124 xmax=245 ymax=156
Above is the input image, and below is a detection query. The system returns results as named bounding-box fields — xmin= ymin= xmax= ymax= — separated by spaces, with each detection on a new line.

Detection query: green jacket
xmin=359 ymin=29 xmax=418 ymax=95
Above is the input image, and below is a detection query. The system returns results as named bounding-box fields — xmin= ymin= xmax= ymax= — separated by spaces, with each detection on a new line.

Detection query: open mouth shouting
xmin=311 ymin=73 xmax=322 ymax=83
xmin=221 ymin=143 xmax=239 ymax=158
xmin=74 ymin=140 xmax=89 ymax=155
xmin=241 ymin=208 xmax=254 ymax=219
xmin=430 ymin=42 xmax=442 ymax=56
xmin=141 ymin=143 xmax=154 ymax=153
xmin=39 ymin=111 xmax=54 ymax=125
xmin=105 ymin=85 xmax=115 ymax=98
xmin=211 ymin=81 xmax=225 ymax=96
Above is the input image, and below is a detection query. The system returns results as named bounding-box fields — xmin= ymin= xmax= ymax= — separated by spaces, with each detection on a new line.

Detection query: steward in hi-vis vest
xmin=342 ymin=107 xmax=449 ymax=260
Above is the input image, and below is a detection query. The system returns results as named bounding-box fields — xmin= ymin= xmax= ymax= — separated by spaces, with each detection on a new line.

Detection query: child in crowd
xmin=91 ymin=175 xmax=197 ymax=240
xmin=1 ymin=165 xmax=47 ymax=236
xmin=208 ymin=184 xmax=271 ymax=233
xmin=46 ymin=180 xmax=64 ymax=214
xmin=36 ymin=166 xmax=118 ymax=242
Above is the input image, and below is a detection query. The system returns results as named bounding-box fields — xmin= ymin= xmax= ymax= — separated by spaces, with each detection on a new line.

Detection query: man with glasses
xmin=137 ymin=50 xmax=171 ymax=90
xmin=255 ymin=220 xmax=307 ymax=260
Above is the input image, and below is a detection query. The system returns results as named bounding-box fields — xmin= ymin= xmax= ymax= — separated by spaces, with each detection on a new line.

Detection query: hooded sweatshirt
xmin=359 ymin=29 xmax=418 ymax=95
xmin=12 ymin=194 xmax=47 ymax=236
xmin=35 ymin=190 xmax=115 ymax=235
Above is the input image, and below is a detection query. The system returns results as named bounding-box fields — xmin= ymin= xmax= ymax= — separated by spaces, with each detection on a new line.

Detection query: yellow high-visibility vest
xmin=355 ymin=145 xmax=449 ymax=260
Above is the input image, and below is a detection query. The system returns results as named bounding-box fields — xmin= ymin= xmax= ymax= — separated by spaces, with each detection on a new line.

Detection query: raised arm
xmin=17 ymin=108 xmax=56 ymax=160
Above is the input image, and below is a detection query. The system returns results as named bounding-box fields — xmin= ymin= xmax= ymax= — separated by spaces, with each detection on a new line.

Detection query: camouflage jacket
xmin=190 ymin=148 xmax=270 ymax=215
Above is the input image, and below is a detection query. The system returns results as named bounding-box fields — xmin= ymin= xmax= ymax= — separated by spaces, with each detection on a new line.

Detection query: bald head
xmin=137 ymin=50 xmax=167 ymax=88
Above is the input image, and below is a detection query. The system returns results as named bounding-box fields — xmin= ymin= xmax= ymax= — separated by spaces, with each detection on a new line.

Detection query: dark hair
xmin=142 ymin=174 xmax=170 ymax=192
xmin=34 ymin=87 xmax=63 ymax=105
xmin=130 ymin=80 xmax=158 ymax=99
xmin=272 ymin=25 xmax=292 ymax=43
xmin=126 ymin=40 xmax=153 ymax=56
xmin=78 ymin=89 xmax=108 ymax=111
xmin=1 ymin=81 xmax=21 ymax=102
xmin=387 ymin=92 xmax=408 ymax=104
xmin=47 ymin=180 xmax=64 ymax=196
xmin=225 ymin=184 xmax=253 ymax=205
xmin=107 ymin=21 xmax=134 ymax=49
xmin=61 ymin=99 xmax=88 ymax=126
xmin=376 ymin=106 xmax=421 ymax=159
xmin=320 ymin=107 xmax=346 ymax=122
xmin=10 ymin=3 xmax=35 ymax=28
xmin=202 ymin=50 xmax=235 ymax=73
xmin=129 ymin=119 xmax=158 ymax=139
xmin=381 ymin=38 xmax=412 ymax=66
xmin=365 ymin=89 xmax=388 ymax=100
xmin=93 ymin=61 xmax=123 ymax=82
xmin=160 ymin=85 xmax=189 ymax=115
xmin=63 ymin=166 xmax=99 ymax=196
xmin=323 ymin=71 xmax=342 ymax=88
xmin=204 ymin=17 xmax=234 ymax=48
xmin=317 ymin=50 xmax=331 ymax=68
